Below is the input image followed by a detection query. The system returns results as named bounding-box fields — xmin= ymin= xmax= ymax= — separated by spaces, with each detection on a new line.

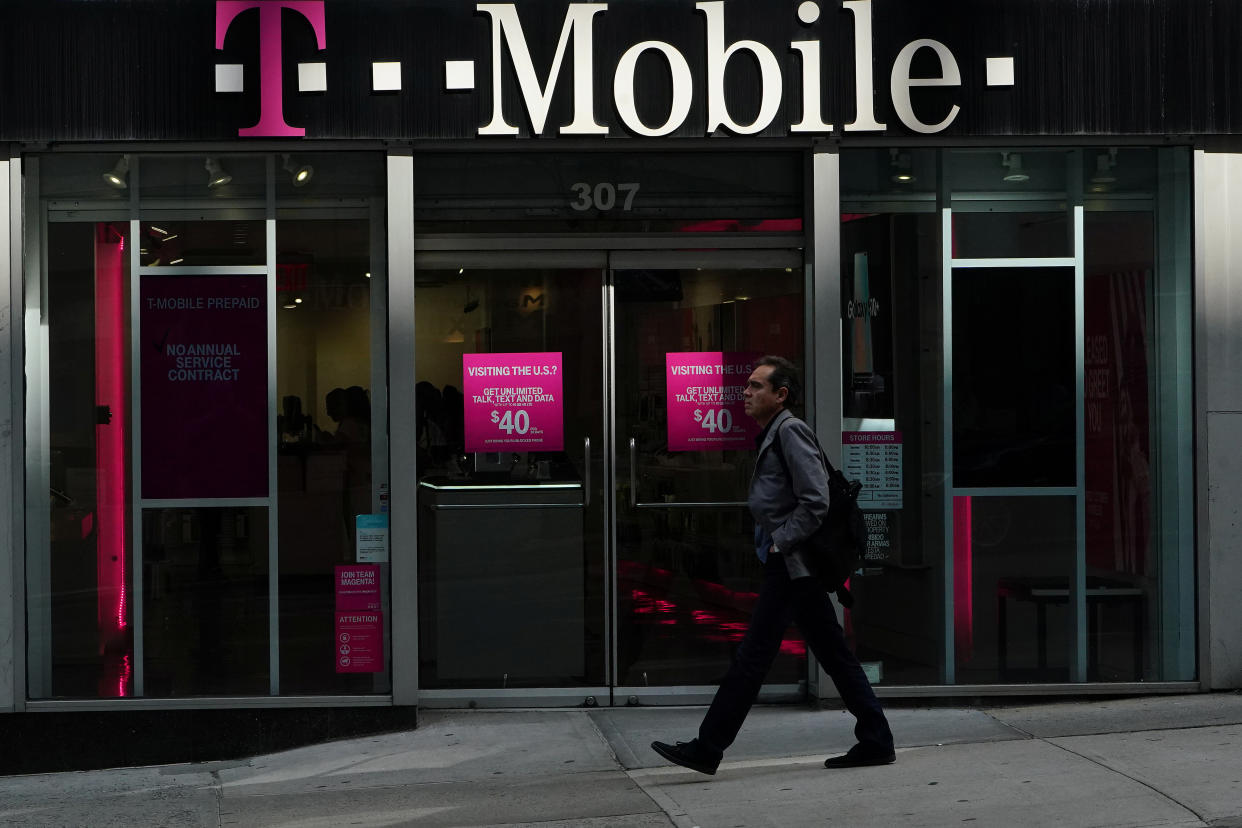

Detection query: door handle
xmin=629 ymin=438 xmax=637 ymax=508
xmin=629 ymin=436 xmax=747 ymax=509
xmin=584 ymin=436 xmax=591 ymax=508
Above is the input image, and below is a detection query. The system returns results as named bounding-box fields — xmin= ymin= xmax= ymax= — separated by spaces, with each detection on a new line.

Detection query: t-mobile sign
xmin=462 ymin=352 xmax=564 ymax=452
xmin=140 ymin=274 xmax=267 ymax=499
xmin=666 ymin=352 xmax=760 ymax=451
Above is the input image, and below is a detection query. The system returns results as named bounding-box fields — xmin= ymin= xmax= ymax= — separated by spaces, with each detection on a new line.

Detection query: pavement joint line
xmin=585 ymin=713 xmax=685 ymax=828
xmin=586 ymin=711 xmax=640 ymax=769
xmin=621 ymin=766 xmax=697 ymax=828
xmin=982 ymin=709 xmax=1038 ymax=739
xmin=1041 ymin=736 xmax=1210 ymax=826
xmin=210 ymin=769 xmax=224 ymax=823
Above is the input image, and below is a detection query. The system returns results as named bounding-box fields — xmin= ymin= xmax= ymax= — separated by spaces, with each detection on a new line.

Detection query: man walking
xmin=651 ymin=355 xmax=895 ymax=775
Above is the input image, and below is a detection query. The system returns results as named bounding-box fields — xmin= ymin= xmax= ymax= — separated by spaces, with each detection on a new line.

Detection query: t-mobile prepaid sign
xmin=666 ymin=352 xmax=761 ymax=451
xmin=463 ymin=352 xmax=564 ymax=452
xmin=140 ymin=275 xmax=267 ymax=499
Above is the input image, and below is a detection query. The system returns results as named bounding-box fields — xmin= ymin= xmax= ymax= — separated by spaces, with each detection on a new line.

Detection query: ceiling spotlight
xmin=282 ymin=153 xmax=314 ymax=187
xmin=294 ymin=297 xmax=303 ymax=304
xmin=1091 ymin=148 xmax=1119 ymax=185
xmin=889 ymin=148 xmax=916 ymax=184
xmin=1001 ymin=152 xmax=1030 ymax=183
xmin=102 ymin=155 xmax=130 ymax=189
xmin=205 ymin=157 xmax=233 ymax=190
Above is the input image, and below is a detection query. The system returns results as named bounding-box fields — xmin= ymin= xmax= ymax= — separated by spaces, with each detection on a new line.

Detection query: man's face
xmin=743 ymin=364 xmax=787 ymax=424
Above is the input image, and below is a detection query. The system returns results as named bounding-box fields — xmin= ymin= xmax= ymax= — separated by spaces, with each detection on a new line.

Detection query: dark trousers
xmin=698 ymin=554 xmax=894 ymax=756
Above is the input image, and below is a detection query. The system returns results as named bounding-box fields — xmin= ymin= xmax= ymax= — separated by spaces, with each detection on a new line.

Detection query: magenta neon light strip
xmin=94 ymin=225 xmax=130 ymax=696
xmin=953 ymin=496 xmax=973 ymax=665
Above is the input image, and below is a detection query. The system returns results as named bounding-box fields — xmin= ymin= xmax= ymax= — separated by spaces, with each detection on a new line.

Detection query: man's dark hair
xmin=756 ymin=355 xmax=801 ymax=407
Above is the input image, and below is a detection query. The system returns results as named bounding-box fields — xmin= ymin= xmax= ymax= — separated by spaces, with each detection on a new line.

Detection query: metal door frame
xmin=410 ymin=245 xmax=809 ymax=708
xmin=607 ymin=248 xmax=807 ymax=707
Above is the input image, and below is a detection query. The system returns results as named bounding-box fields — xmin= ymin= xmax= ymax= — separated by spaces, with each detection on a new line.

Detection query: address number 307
xmin=570 ymin=182 xmax=641 ymax=212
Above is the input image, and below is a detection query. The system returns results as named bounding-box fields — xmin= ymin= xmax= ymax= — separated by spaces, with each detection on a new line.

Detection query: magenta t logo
xmin=216 ymin=0 xmax=327 ymax=137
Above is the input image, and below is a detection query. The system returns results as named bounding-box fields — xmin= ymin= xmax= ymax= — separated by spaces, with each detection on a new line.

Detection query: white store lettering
xmin=475 ymin=0 xmax=970 ymax=137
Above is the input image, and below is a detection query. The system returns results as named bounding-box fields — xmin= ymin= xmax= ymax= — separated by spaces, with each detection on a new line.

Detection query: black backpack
xmin=771 ymin=421 xmax=868 ymax=608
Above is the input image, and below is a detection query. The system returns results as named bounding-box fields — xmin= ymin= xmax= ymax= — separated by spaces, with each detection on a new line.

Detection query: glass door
xmin=413 ymin=252 xmax=608 ymax=702
xmin=611 ymin=250 xmax=807 ymax=703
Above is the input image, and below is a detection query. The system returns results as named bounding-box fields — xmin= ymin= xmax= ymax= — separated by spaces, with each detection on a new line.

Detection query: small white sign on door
xmin=356 ymin=514 xmax=389 ymax=563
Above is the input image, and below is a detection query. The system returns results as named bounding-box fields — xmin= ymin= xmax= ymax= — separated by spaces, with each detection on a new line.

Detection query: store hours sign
xmin=140 ymin=275 xmax=268 ymax=499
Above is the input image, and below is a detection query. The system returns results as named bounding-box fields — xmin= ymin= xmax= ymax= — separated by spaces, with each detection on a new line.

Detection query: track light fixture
xmin=103 ymin=155 xmax=130 ymax=189
xmin=1091 ymin=148 xmax=1119 ymax=185
xmin=205 ymin=157 xmax=233 ymax=190
xmin=282 ymin=154 xmax=314 ymax=187
xmin=1001 ymin=152 xmax=1030 ymax=183
xmin=889 ymin=149 xmax=916 ymax=184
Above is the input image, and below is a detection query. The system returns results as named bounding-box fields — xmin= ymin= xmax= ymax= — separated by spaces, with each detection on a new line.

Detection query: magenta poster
xmin=335 ymin=612 xmax=384 ymax=673
xmin=140 ymin=275 xmax=267 ymax=499
xmin=462 ymin=352 xmax=564 ymax=452
xmin=334 ymin=565 xmax=381 ymax=612
xmin=666 ymin=352 xmax=760 ymax=451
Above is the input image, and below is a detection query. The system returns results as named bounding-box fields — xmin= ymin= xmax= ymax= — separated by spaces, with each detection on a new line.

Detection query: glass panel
xmin=275 ymin=152 xmax=386 ymax=202
xmin=945 ymin=149 xmax=1071 ymax=195
xmin=952 ymin=267 xmax=1076 ymax=488
xmin=839 ymin=146 xmax=1194 ymax=688
xmin=138 ymin=155 xmax=266 ymax=200
xmin=613 ymin=265 xmax=806 ymax=687
xmin=951 ymin=212 xmax=1071 ymax=259
xmin=839 ymin=148 xmax=939 ymax=200
xmin=32 ymin=221 xmax=135 ymax=699
xmin=838 ymin=208 xmax=944 ymax=686
xmin=414 ymin=152 xmax=802 ymax=234
xmin=1082 ymin=147 xmax=1160 ymax=197
xmin=139 ymin=221 xmax=266 ymax=267
xmin=276 ymin=217 xmax=388 ymax=694
xmin=960 ymin=496 xmax=1077 ymax=683
xmin=1084 ymin=165 xmax=1195 ymax=681
xmin=1085 ymin=211 xmax=1153 ymax=681
xmin=142 ymin=507 xmax=269 ymax=696
xmin=41 ymin=153 xmax=132 ymax=201
xmin=415 ymin=264 xmax=605 ymax=688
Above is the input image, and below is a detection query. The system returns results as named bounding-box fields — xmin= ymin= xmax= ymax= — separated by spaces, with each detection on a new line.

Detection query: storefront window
xmin=26 ymin=153 xmax=388 ymax=700
xmin=840 ymin=147 xmax=1195 ymax=686
xmin=414 ymin=152 xmax=803 ymax=235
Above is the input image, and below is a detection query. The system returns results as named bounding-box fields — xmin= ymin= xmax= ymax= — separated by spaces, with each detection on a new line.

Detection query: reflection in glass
xmin=614 ymin=266 xmax=806 ymax=687
xmin=1083 ymin=207 xmax=1177 ymax=682
xmin=138 ymin=155 xmax=266 ymax=200
xmin=413 ymin=152 xmax=802 ymax=234
xmin=276 ymin=217 xmax=387 ymax=695
xmin=143 ymin=507 xmax=269 ymax=696
xmin=139 ymin=221 xmax=266 ymax=268
xmin=414 ymin=266 xmax=605 ymax=688
xmin=36 ymin=222 xmax=134 ymax=699
xmin=839 ymin=210 xmax=944 ymax=686
xmin=951 ymin=212 xmax=1071 ymax=259
xmin=952 ymin=268 xmax=1076 ymax=488
xmin=963 ymin=497 xmax=1076 ymax=683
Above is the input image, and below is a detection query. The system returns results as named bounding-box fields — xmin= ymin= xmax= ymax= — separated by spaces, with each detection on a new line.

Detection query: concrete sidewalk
xmin=2 ymin=693 xmax=1241 ymax=827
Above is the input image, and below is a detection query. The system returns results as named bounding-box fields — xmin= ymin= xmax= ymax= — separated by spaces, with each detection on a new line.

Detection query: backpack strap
xmin=767 ymin=417 xmax=856 ymax=608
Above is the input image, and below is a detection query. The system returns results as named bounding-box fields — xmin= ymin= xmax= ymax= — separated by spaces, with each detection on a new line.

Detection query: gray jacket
xmin=748 ymin=409 xmax=830 ymax=579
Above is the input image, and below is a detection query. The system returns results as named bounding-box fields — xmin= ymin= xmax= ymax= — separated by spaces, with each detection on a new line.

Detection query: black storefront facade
xmin=0 ymin=0 xmax=1238 ymax=763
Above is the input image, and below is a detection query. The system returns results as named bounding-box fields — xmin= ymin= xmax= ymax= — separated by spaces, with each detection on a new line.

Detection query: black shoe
xmin=651 ymin=739 xmax=721 ymax=775
xmin=824 ymin=744 xmax=896 ymax=769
